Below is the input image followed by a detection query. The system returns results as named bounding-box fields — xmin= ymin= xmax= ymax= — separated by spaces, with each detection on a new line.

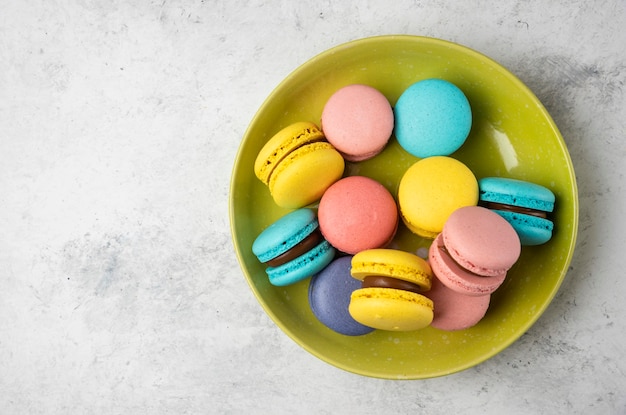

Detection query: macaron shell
xmin=429 ymin=234 xmax=506 ymax=296
xmin=443 ymin=206 xmax=521 ymax=277
xmin=267 ymin=240 xmax=335 ymax=286
xmin=478 ymin=176 xmax=555 ymax=213
xmin=308 ymin=256 xmax=375 ymax=336
xmin=349 ymin=287 xmax=434 ymax=331
xmin=252 ymin=208 xmax=318 ymax=263
xmin=394 ymin=78 xmax=472 ymax=158
xmin=269 ymin=142 xmax=344 ymax=209
xmin=321 ymin=84 xmax=393 ymax=161
xmin=426 ymin=276 xmax=491 ymax=331
xmin=350 ymin=248 xmax=432 ymax=291
xmin=254 ymin=121 xmax=326 ymax=185
xmin=494 ymin=209 xmax=554 ymax=246
xmin=398 ymin=156 xmax=478 ymax=238
xmin=318 ymin=176 xmax=398 ymax=254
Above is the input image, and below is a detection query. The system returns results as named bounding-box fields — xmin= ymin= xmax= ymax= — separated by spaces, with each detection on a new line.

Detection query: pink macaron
xmin=321 ymin=84 xmax=394 ymax=162
xmin=428 ymin=206 xmax=521 ymax=296
xmin=426 ymin=276 xmax=491 ymax=331
xmin=318 ymin=176 xmax=398 ymax=254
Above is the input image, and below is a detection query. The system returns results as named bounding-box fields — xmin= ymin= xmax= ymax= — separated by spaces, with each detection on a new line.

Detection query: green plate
xmin=229 ymin=35 xmax=578 ymax=379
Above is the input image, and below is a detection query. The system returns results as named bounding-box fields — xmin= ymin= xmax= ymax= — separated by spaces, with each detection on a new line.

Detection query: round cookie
xmin=252 ymin=208 xmax=336 ymax=286
xmin=428 ymin=206 xmax=521 ymax=296
xmin=308 ymin=256 xmax=375 ymax=336
xmin=394 ymin=78 xmax=472 ymax=158
xmin=397 ymin=156 xmax=478 ymax=239
xmin=254 ymin=121 xmax=344 ymax=209
xmin=321 ymin=84 xmax=394 ymax=162
xmin=348 ymin=249 xmax=434 ymax=331
xmin=318 ymin=176 xmax=398 ymax=254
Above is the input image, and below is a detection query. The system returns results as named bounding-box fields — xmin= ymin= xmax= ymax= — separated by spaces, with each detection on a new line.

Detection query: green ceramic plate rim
xmin=229 ymin=35 xmax=579 ymax=379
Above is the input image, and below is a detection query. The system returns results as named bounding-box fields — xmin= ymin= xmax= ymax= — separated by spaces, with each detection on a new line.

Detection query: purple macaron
xmin=308 ymin=256 xmax=375 ymax=336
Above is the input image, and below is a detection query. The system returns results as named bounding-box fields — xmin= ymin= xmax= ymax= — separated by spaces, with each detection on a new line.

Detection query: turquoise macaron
xmin=394 ymin=78 xmax=472 ymax=158
xmin=478 ymin=177 xmax=555 ymax=246
xmin=252 ymin=208 xmax=336 ymax=286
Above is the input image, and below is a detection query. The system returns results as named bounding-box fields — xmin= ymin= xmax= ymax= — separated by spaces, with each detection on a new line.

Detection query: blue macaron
xmin=478 ymin=177 xmax=555 ymax=246
xmin=308 ymin=256 xmax=374 ymax=336
xmin=252 ymin=208 xmax=336 ymax=286
xmin=394 ymin=78 xmax=472 ymax=158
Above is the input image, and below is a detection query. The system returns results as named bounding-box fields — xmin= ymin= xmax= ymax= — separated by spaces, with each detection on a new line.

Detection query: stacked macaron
xmin=251 ymin=79 xmax=558 ymax=335
xmin=427 ymin=206 xmax=521 ymax=330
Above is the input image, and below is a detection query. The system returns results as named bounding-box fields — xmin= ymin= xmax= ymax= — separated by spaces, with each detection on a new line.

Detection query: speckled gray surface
xmin=1 ymin=1 xmax=625 ymax=413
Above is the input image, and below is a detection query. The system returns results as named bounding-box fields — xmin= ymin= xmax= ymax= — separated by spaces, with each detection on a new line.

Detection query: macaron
xmin=308 ymin=256 xmax=375 ymax=336
xmin=428 ymin=206 xmax=521 ymax=296
xmin=426 ymin=276 xmax=491 ymax=331
xmin=321 ymin=84 xmax=394 ymax=162
xmin=318 ymin=176 xmax=398 ymax=254
xmin=394 ymin=78 xmax=472 ymax=158
xmin=348 ymin=249 xmax=434 ymax=331
xmin=254 ymin=121 xmax=345 ymax=209
xmin=478 ymin=177 xmax=556 ymax=245
xmin=252 ymin=208 xmax=336 ymax=286
xmin=397 ymin=156 xmax=478 ymax=239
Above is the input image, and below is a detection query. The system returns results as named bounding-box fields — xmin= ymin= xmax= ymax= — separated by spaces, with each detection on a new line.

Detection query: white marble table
xmin=1 ymin=1 xmax=625 ymax=413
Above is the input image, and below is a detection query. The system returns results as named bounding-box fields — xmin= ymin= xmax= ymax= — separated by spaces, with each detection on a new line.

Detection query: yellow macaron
xmin=351 ymin=248 xmax=432 ymax=290
xmin=397 ymin=156 xmax=478 ymax=238
xmin=254 ymin=122 xmax=345 ymax=209
xmin=348 ymin=249 xmax=434 ymax=331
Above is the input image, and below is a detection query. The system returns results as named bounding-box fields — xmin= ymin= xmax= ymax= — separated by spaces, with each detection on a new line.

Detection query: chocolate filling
xmin=361 ymin=275 xmax=423 ymax=294
xmin=479 ymin=201 xmax=548 ymax=219
xmin=266 ymin=228 xmax=324 ymax=267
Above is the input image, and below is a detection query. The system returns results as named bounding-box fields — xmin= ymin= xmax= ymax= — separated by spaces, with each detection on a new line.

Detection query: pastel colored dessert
xmin=428 ymin=206 xmax=521 ymax=296
xmin=308 ymin=256 xmax=375 ymax=336
xmin=394 ymin=78 xmax=472 ymax=158
xmin=321 ymin=84 xmax=394 ymax=162
xmin=478 ymin=177 xmax=556 ymax=245
xmin=348 ymin=249 xmax=434 ymax=331
xmin=253 ymin=121 xmax=344 ymax=208
xmin=397 ymin=156 xmax=478 ymax=238
xmin=252 ymin=208 xmax=335 ymax=286
xmin=426 ymin=276 xmax=491 ymax=331
xmin=318 ymin=176 xmax=398 ymax=254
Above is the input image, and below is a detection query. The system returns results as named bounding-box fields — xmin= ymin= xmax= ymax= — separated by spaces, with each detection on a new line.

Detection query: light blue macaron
xmin=394 ymin=78 xmax=472 ymax=158
xmin=478 ymin=177 xmax=555 ymax=246
xmin=252 ymin=208 xmax=335 ymax=286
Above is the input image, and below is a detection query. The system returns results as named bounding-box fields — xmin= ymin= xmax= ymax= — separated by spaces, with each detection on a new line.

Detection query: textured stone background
xmin=1 ymin=1 xmax=625 ymax=413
